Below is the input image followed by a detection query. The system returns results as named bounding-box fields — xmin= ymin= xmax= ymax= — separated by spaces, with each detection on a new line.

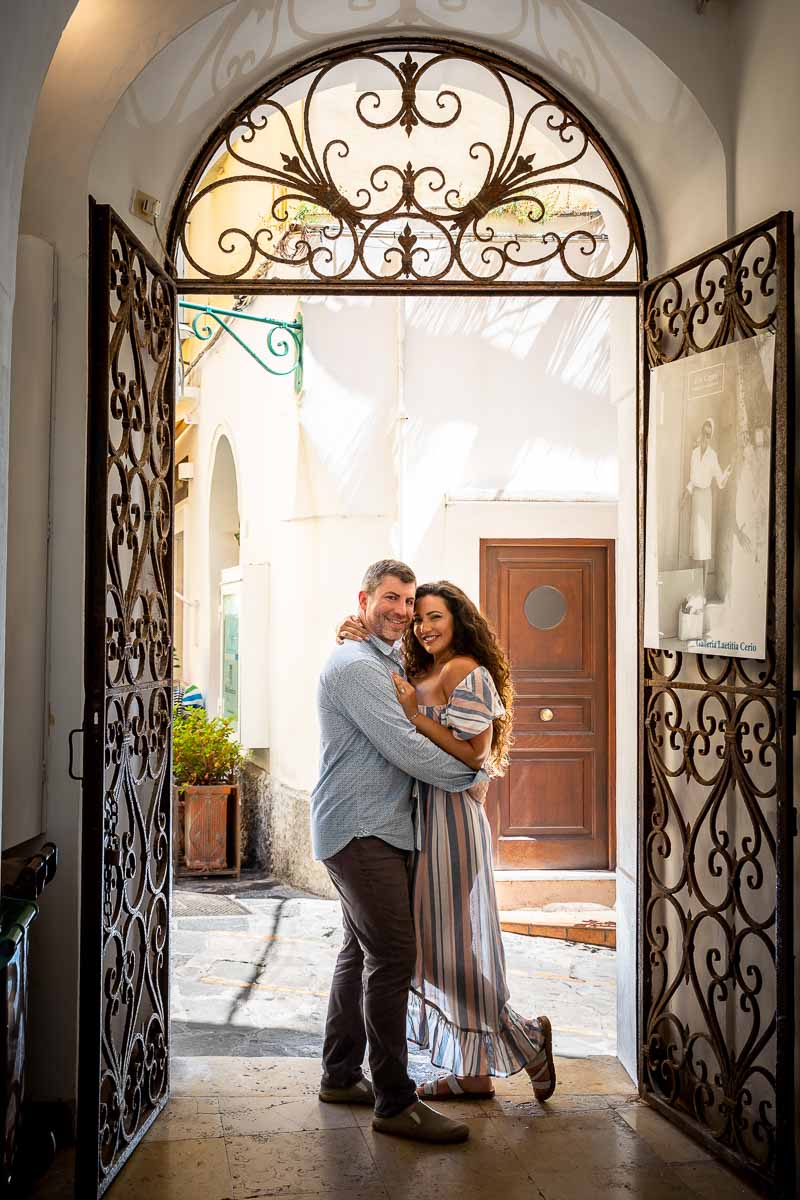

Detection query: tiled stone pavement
xmin=33 ymin=1055 xmax=761 ymax=1199
xmin=169 ymin=893 xmax=617 ymax=1063
xmin=28 ymin=889 xmax=761 ymax=1197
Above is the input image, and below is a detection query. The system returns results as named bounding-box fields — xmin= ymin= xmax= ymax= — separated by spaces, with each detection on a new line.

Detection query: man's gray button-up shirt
xmin=310 ymin=634 xmax=482 ymax=862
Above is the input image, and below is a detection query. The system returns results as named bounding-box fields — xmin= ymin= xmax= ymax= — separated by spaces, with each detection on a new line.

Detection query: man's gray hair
xmin=361 ymin=559 xmax=416 ymax=595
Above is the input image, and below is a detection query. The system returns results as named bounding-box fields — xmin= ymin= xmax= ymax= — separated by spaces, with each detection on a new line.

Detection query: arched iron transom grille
xmin=168 ymin=39 xmax=643 ymax=293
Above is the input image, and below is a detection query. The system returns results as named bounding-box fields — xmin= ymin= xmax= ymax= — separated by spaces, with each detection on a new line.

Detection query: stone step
xmin=500 ymin=904 xmax=617 ymax=948
xmin=494 ymin=869 xmax=616 ymax=911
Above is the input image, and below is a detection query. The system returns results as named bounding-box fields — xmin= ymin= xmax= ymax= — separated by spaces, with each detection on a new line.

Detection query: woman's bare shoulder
xmin=440 ymin=656 xmax=481 ymax=693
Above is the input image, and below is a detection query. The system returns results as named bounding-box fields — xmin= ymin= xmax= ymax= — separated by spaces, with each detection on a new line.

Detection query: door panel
xmin=638 ymin=213 xmax=795 ymax=1195
xmin=481 ymin=539 xmax=614 ymax=869
xmin=506 ymin=567 xmax=587 ymax=674
xmin=507 ymin=753 xmax=593 ymax=835
xmin=77 ymin=200 xmax=175 ymax=1197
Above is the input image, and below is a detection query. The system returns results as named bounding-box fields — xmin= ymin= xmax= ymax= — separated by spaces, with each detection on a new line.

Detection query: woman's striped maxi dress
xmin=407 ymin=666 xmax=548 ymax=1078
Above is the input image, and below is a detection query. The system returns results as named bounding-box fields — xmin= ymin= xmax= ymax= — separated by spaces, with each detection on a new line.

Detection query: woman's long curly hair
xmin=401 ymin=581 xmax=514 ymax=775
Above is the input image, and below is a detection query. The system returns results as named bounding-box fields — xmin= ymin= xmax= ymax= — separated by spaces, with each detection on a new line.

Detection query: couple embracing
xmin=310 ymin=559 xmax=555 ymax=1145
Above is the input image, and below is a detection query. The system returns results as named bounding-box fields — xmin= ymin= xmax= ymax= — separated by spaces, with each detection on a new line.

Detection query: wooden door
xmin=481 ymin=539 xmax=614 ymax=870
xmin=77 ymin=200 xmax=175 ymax=1196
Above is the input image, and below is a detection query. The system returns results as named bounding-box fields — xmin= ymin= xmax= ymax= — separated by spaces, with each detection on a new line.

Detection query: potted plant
xmin=172 ymin=708 xmax=245 ymax=876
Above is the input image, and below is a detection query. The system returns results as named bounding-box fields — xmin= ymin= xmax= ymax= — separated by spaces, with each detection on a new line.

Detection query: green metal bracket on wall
xmin=180 ymin=301 xmax=303 ymax=393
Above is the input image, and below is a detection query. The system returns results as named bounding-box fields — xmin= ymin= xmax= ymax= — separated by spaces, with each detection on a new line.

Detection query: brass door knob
xmin=540 ymin=707 xmax=554 ymax=722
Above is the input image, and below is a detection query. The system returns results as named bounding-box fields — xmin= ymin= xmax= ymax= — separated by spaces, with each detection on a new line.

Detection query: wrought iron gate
xmin=638 ymin=212 xmax=795 ymax=1195
xmin=77 ymin=200 xmax=175 ymax=1197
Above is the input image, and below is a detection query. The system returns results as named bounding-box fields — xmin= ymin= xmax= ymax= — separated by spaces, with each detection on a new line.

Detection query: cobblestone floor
xmin=170 ymin=881 xmax=617 ymax=1069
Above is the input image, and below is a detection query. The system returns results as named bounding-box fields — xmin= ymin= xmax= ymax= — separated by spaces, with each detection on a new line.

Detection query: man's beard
xmin=371 ymin=613 xmax=409 ymax=642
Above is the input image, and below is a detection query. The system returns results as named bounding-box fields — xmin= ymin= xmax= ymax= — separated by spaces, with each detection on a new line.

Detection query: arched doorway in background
xmin=207 ymin=433 xmax=241 ymax=725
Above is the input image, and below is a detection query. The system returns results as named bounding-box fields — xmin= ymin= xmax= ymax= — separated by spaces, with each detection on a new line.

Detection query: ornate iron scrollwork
xmin=639 ymin=215 xmax=794 ymax=1194
xmin=643 ymin=229 xmax=778 ymax=367
xmin=179 ymin=301 xmax=304 ymax=391
xmin=79 ymin=203 xmax=174 ymax=1196
xmin=168 ymin=40 xmax=643 ymax=291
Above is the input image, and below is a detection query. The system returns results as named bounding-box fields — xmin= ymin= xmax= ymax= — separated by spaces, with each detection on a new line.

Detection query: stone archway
xmin=162 ymin=31 xmax=645 ymax=1095
xmin=77 ymin=30 xmax=794 ymax=1200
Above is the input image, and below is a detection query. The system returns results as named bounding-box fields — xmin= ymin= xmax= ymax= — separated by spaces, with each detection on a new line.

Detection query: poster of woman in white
xmin=644 ymin=332 xmax=774 ymax=660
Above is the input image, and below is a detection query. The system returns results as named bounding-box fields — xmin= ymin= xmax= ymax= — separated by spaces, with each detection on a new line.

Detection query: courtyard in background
xmin=169 ymin=876 xmax=616 ymax=1066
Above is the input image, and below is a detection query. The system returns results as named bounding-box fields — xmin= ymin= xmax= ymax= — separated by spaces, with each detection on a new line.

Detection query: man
xmin=311 ymin=559 xmax=481 ymax=1143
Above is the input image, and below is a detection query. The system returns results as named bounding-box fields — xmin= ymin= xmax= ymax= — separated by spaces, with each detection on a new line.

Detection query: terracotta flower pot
xmin=180 ymin=783 xmax=240 ymax=876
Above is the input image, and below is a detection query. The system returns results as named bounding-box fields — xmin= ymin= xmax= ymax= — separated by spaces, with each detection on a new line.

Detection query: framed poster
xmin=644 ymin=331 xmax=774 ymax=659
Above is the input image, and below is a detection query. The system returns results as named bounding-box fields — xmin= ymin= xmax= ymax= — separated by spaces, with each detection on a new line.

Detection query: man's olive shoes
xmin=373 ymin=1099 xmax=469 ymax=1143
xmin=319 ymin=1077 xmax=376 ymax=1105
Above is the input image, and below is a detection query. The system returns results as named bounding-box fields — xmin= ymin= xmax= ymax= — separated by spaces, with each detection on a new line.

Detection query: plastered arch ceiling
xmin=28 ymin=1 xmax=729 ymax=273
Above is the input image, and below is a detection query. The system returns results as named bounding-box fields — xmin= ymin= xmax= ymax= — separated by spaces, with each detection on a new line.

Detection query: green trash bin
xmin=0 ymin=897 xmax=38 ymax=1195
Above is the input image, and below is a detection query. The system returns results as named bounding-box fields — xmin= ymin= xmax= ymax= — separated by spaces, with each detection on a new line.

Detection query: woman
xmin=682 ymin=417 xmax=731 ymax=596
xmin=337 ymin=581 xmax=555 ymax=1102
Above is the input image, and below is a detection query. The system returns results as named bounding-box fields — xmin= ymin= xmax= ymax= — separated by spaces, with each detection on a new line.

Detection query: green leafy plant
xmin=172 ymin=707 xmax=244 ymax=786
xmin=290 ymin=199 xmax=329 ymax=224
xmin=491 ymin=188 xmax=564 ymax=225
xmin=259 ymin=198 xmax=330 ymax=229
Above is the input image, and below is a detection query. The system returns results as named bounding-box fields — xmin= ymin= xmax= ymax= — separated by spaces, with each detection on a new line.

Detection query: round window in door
xmin=524 ymin=585 xmax=567 ymax=631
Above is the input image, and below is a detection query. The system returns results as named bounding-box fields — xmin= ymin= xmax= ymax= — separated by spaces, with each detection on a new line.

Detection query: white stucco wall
xmin=6 ymin=0 xmax=796 ymax=1113
xmin=0 ymin=0 xmax=78 ymax=852
xmin=400 ymin=293 xmax=620 ymax=577
xmin=3 ymin=235 xmax=55 ymax=849
xmin=0 ymin=0 xmax=78 ymax=1116
xmin=183 ymin=291 xmax=628 ymax=771
xmin=732 ymin=0 xmax=800 ymax=351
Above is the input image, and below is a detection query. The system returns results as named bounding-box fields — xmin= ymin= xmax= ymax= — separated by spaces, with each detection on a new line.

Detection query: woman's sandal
xmin=416 ymin=1074 xmax=496 ymax=1101
xmin=527 ymin=1014 xmax=556 ymax=1102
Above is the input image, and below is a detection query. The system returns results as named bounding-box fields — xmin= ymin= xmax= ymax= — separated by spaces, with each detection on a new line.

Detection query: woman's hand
xmin=468 ymin=778 xmax=490 ymax=806
xmin=391 ymin=673 xmax=419 ymax=721
xmin=335 ymin=614 xmax=368 ymax=644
